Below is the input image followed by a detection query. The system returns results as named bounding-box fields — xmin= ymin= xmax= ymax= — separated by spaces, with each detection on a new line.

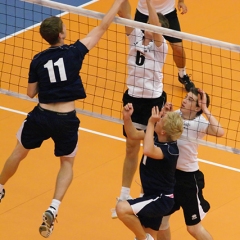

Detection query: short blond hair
xmin=163 ymin=112 xmax=183 ymax=141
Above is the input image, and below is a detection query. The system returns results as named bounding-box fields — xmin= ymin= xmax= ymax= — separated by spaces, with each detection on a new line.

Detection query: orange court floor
xmin=0 ymin=0 xmax=240 ymax=239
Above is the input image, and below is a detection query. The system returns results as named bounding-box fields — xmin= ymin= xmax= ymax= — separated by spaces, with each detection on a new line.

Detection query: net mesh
xmin=1 ymin=0 xmax=240 ymax=153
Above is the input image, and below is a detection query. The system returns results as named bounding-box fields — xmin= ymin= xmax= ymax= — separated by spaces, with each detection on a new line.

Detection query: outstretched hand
xmin=162 ymin=102 xmax=173 ymax=115
xmin=149 ymin=106 xmax=163 ymax=124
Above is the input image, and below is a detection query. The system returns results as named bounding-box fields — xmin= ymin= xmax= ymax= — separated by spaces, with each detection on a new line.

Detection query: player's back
xmin=29 ymin=41 xmax=89 ymax=103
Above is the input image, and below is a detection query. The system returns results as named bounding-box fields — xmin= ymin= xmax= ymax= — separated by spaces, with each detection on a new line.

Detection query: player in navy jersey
xmin=0 ymin=0 xmax=126 ymax=238
xmin=116 ymin=103 xmax=183 ymax=240
xmin=112 ymin=0 xmax=170 ymax=219
xmin=157 ymin=88 xmax=224 ymax=240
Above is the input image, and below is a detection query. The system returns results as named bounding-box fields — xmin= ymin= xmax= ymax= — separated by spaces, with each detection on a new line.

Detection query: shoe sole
xmin=39 ymin=211 xmax=54 ymax=238
xmin=43 ymin=211 xmax=54 ymax=226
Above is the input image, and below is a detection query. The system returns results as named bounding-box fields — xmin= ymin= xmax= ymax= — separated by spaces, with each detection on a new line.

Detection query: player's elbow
xmin=143 ymin=147 xmax=152 ymax=157
xmin=217 ymin=128 xmax=225 ymax=137
xmin=27 ymin=92 xmax=35 ymax=98
xmin=118 ymin=11 xmax=131 ymax=19
xmin=27 ymin=89 xmax=37 ymax=98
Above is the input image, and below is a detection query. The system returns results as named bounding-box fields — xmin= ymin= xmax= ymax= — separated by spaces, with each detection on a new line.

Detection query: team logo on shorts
xmin=191 ymin=214 xmax=197 ymax=220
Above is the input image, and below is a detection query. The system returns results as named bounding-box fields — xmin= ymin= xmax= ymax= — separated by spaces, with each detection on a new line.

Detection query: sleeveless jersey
xmin=137 ymin=0 xmax=175 ymax=15
xmin=127 ymin=28 xmax=168 ymax=98
xmin=28 ymin=40 xmax=89 ymax=103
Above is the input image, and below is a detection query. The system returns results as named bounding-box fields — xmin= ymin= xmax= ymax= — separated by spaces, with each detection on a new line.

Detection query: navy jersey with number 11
xmin=28 ymin=40 xmax=89 ymax=103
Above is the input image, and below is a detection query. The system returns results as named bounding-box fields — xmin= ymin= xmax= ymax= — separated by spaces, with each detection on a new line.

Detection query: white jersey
xmin=137 ymin=0 xmax=175 ymax=15
xmin=175 ymin=109 xmax=209 ymax=172
xmin=127 ymin=28 xmax=168 ymax=98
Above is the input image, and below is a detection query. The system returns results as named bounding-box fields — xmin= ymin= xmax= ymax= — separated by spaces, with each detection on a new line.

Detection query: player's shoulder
xmin=167 ymin=141 xmax=179 ymax=155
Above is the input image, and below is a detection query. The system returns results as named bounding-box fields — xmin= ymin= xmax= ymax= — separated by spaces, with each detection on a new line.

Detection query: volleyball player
xmin=116 ymin=103 xmax=183 ymax=240
xmin=157 ymin=88 xmax=224 ymax=240
xmin=112 ymin=0 xmax=169 ymax=218
xmin=0 ymin=0 xmax=126 ymax=238
xmin=135 ymin=0 xmax=195 ymax=92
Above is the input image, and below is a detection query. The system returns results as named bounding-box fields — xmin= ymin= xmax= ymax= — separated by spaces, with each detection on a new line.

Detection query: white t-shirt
xmin=127 ymin=28 xmax=168 ymax=98
xmin=175 ymin=109 xmax=209 ymax=172
xmin=137 ymin=0 xmax=175 ymax=15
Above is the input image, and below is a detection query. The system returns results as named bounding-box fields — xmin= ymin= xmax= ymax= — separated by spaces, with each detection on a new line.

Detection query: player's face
xmin=180 ymin=92 xmax=198 ymax=115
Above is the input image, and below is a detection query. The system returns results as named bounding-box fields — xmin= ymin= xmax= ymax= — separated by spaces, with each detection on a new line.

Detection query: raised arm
xmin=117 ymin=0 xmax=134 ymax=35
xmin=198 ymin=89 xmax=224 ymax=137
xmin=123 ymin=103 xmax=145 ymax=140
xmin=80 ymin=0 xmax=126 ymax=50
xmin=146 ymin=0 xmax=164 ymax=47
xmin=143 ymin=106 xmax=164 ymax=159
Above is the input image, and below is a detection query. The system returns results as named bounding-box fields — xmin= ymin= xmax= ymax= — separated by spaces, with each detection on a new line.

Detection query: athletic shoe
xmin=111 ymin=196 xmax=132 ymax=219
xmin=111 ymin=197 xmax=121 ymax=219
xmin=134 ymin=233 xmax=154 ymax=240
xmin=178 ymin=74 xmax=195 ymax=92
xmin=0 ymin=189 xmax=5 ymax=202
xmin=39 ymin=207 xmax=57 ymax=238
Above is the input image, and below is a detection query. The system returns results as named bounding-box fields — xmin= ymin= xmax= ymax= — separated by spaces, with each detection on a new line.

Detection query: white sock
xmin=120 ymin=187 xmax=130 ymax=200
xmin=146 ymin=233 xmax=154 ymax=240
xmin=48 ymin=199 xmax=61 ymax=213
xmin=139 ymin=193 xmax=144 ymax=197
xmin=134 ymin=236 xmax=149 ymax=240
xmin=0 ymin=184 xmax=4 ymax=192
xmin=178 ymin=67 xmax=187 ymax=78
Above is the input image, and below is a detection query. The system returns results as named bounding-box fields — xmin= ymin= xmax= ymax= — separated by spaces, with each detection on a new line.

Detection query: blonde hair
xmin=163 ymin=112 xmax=183 ymax=141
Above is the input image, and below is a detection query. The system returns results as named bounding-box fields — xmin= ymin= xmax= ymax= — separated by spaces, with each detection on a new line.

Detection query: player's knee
xmin=115 ymin=201 xmax=127 ymax=219
xmin=187 ymin=223 xmax=203 ymax=237
xmin=126 ymin=142 xmax=140 ymax=157
xmin=159 ymin=215 xmax=170 ymax=230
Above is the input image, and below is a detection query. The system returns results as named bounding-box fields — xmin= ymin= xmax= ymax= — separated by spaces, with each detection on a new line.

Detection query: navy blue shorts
xmin=128 ymin=194 xmax=174 ymax=231
xmin=134 ymin=9 xmax=182 ymax=43
xmin=122 ymin=90 xmax=166 ymax=136
xmin=17 ymin=105 xmax=80 ymax=157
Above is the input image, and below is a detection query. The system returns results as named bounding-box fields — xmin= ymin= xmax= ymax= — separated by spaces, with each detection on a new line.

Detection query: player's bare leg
xmin=0 ymin=140 xmax=29 ymax=201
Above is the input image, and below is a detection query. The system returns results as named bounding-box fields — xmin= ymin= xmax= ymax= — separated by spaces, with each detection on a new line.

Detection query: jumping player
xmin=135 ymin=0 xmax=195 ymax=92
xmin=0 ymin=0 xmax=127 ymax=238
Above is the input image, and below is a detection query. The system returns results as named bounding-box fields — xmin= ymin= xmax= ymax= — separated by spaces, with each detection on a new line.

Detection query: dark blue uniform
xmin=127 ymin=135 xmax=179 ymax=230
xmin=17 ymin=40 xmax=89 ymax=156
xmin=29 ymin=40 xmax=88 ymax=103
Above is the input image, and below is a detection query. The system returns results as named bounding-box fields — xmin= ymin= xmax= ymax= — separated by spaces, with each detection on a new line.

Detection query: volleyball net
xmin=1 ymin=0 xmax=240 ymax=154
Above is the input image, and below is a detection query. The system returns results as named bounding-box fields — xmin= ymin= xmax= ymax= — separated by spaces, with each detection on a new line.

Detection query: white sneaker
xmin=134 ymin=233 xmax=154 ymax=240
xmin=111 ymin=196 xmax=132 ymax=219
xmin=39 ymin=207 xmax=58 ymax=238
xmin=111 ymin=197 xmax=121 ymax=219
